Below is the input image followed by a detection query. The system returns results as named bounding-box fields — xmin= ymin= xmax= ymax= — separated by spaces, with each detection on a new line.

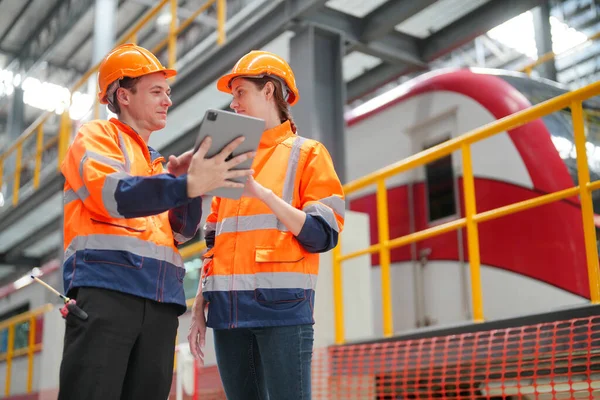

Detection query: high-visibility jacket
xmin=201 ymin=120 xmax=345 ymax=329
xmin=61 ymin=118 xmax=202 ymax=315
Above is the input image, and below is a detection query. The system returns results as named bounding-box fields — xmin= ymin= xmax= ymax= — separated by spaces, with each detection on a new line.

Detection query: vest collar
xmin=110 ymin=118 xmax=155 ymax=163
xmin=259 ymin=120 xmax=294 ymax=148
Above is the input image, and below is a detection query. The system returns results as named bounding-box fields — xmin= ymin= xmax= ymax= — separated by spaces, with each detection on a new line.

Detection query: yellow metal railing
xmin=332 ymin=80 xmax=600 ymax=344
xmin=0 ymin=0 xmax=226 ymax=210
xmin=0 ymin=304 xmax=53 ymax=396
xmin=520 ymin=31 xmax=600 ymax=76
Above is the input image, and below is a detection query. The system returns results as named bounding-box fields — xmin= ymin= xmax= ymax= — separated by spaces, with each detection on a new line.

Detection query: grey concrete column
xmin=289 ymin=25 xmax=347 ymax=183
xmin=533 ymin=2 xmax=557 ymax=81
xmin=90 ymin=0 xmax=117 ymax=120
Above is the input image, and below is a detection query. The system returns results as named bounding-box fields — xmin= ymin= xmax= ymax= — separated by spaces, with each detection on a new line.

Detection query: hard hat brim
xmin=216 ymin=72 xmax=299 ymax=106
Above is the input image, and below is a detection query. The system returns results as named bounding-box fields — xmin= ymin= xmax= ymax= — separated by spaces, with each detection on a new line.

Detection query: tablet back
xmin=193 ymin=109 xmax=265 ymax=199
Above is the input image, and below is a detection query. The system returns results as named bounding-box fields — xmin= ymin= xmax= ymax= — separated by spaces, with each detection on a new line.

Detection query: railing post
xmin=572 ymin=100 xmax=600 ymax=303
xmin=5 ymin=324 xmax=14 ymax=396
xmin=27 ymin=316 xmax=36 ymax=393
xmin=461 ymin=143 xmax=485 ymax=322
xmin=376 ymin=179 xmax=393 ymax=337
xmin=33 ymin=126 xmax=44 ymax=189
xmin=12 ymin=144 xmax=22 ymax=206
xmin=57 ymin=111 xmax=72 ymax=170
xmin=0 ymin=156 xmax=3 ymax=194
xmin=332 ymin=243 xmax=344 ymax=344
xmin=217 ymin=0 xmax=226 ymax=45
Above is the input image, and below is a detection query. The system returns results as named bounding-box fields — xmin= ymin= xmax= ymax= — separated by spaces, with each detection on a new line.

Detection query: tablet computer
xmin=193 ymin=108 xmax=265 ymax=199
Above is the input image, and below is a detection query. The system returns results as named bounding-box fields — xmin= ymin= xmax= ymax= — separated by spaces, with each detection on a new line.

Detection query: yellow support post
xmin=461 ymin=143 xmax=485 ymax=322
xmin=27 ymin=316 xmax=36 ymax=393
xmin=217 ymin=0 xmax=226 ymax=45
xmin=168 ymin=0 xmax=177 ymax=71
xmin=332 ymin=243 xmax=345 ymax=344
xmin=376 ymin=179 xmax=393 ymax=337
xmin=12 ymin=144 xmax=22 ymax=206
xmin=57 ymin=111 xmax=71 ymax=169
xmin=33 ymin=126 xmax=43 ymax=189
xmin=5 ymin=324 xmax=14 ymax=396
xmin=572 ymin=100 xmax=600 ymax=303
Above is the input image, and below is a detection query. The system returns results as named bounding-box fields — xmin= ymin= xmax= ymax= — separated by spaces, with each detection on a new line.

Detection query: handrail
xmin=332 ymin=80 xmax=600 ymax=344
xmin=0 ymin=303 xmax=53 ymax=396
xmin=0 ymin=0 xmax=226 ymax=210
xmin=519 ymin=30 xmax=600 ymax=76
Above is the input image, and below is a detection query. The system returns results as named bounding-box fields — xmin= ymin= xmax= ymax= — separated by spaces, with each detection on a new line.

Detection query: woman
xmin=187 ymin=50 xmax=345 ymax=399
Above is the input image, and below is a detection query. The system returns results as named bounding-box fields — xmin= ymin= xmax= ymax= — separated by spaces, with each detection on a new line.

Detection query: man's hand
xmin=187 ymin=299 xmax=207 ymax=364
xmin=166 ymin=150 xmax=193 ymax=177
xmin=187 ymin=136 xmax=255 ymax=198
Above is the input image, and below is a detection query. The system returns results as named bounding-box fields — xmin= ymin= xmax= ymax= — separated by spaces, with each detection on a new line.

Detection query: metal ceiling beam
xmin=0 ymin=253 xmax=41 ymax=269
xmin=5 ymin=0 xmax=96 ymax=77
xmin=346 ymin=62 xmax=410 ymax=102
xmin=5 ymin=216 xmax=60 ymax=263
xmin=361 ymin=0 xmax=438 ymax=42
xmin=421 ymin=0 xmax=547 ymax=62
xmin=0 ymin=0 xmax=36 ymax=48
xmin=62 ymin=0 xmax=130 ymax=68
xmin=0 ymin=47 xmax=86 ymax=76
xmin=170 ymin=0 xmax=329 ymax=107
xmin=301 ymin=7 xmax=427 ymax=68
xmin=0 ymin=174 xmax=64 ymax=234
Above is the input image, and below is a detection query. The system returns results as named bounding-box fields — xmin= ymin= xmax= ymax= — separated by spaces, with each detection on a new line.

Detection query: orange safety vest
xmin=60 ymin=118 xmax=200 ymax=314
xmin=201 ymin=121 xmax=345 ymax=329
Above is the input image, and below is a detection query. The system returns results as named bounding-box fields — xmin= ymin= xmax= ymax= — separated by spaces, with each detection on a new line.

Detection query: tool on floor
xmin=31 ymin=275 xmax=88 ymax=321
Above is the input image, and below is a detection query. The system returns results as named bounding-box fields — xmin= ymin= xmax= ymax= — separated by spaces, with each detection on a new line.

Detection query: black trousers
xmin=58 ymin=287 xmax=180 ymax=400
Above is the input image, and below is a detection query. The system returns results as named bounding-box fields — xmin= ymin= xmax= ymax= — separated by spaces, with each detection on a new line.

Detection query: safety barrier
xmin=0 ymin=0 xmax=226 ymax=209
xmin=310 ymin=315 xmax=600 ymax=399
xmin=332 ymin=80 xmax=600 ymax=344
xmin=0 ymin=304 xmax=53 ymax=396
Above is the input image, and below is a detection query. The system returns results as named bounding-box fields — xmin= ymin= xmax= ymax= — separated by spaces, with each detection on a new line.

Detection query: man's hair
xmin=107 ymin=76 xmax=141 ymax=115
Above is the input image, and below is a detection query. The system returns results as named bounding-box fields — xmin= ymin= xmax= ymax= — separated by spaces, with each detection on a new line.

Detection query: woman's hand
xmin=242 ymin=176 xmax=271 ymax=200
xmin=187 ymin=298 xmax=207 ymax=364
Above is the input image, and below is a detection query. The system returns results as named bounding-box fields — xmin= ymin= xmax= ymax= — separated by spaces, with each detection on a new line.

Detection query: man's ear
xmin=116 ymin=87 xmax=130 ymax=107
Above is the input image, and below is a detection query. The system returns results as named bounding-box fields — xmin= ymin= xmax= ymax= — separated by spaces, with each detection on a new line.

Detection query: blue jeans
xmin=213 ymin=324 xmax=314 ymax=400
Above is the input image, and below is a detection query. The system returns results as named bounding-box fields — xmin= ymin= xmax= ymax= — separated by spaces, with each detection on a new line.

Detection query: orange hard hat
xmin=217 ymin=50 xmax=299 ymax=106
xmin=97 ymin=43 xmax=176 ymax=104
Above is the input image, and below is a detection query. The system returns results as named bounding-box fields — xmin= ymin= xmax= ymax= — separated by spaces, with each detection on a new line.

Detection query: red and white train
xmin=344 ymin=67 xmax=599 ymax=335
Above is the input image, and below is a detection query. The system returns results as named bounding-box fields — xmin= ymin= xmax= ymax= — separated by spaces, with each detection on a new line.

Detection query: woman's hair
xmin=246 ymin=77 xmax=297 ymax=133
xmin=108 ymin=77 xmax=140 ymax=114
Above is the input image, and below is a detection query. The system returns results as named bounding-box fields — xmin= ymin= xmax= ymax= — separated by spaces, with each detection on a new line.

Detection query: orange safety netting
xmin=190 ymin=316 xmax=600 ymax=399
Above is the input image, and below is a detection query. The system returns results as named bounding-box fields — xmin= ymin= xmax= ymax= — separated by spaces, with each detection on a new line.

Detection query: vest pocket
xmin=83 ymin=249 xmax=143 ymax=269
xmin=254 ymin=246 xmax=306 ymax=304
xmin=90 ymin=215 xmax=147 ymax=232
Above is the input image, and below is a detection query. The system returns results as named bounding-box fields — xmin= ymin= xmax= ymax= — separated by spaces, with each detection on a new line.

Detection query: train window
xmin=0 ymin=303 xmax=30 ymax=354
xmin=424 ymin=138 xmax=457 ymax=223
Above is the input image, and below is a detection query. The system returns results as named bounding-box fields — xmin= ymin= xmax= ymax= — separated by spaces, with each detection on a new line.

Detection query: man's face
xmin=121 ymin=72 xmax=172 ymax=132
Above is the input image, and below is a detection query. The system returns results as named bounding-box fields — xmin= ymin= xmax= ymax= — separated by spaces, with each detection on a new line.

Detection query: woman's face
xmin=229 ymin=78 xmax=272 ymax=120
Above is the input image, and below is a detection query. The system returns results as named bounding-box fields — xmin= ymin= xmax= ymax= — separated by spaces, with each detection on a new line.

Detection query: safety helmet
xmin=97 ymin=43 xmax=177 ymax=104
xmin=216 ymin=50 xmax=299 ymax=106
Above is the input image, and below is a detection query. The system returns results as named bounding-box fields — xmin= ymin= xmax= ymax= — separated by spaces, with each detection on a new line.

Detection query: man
xmin=57 ymin=43 xmax=254 ymax=400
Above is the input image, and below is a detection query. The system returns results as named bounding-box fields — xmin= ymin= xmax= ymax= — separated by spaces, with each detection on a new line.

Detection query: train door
xmin=407 ymin=109 xmax=472 ymax=328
